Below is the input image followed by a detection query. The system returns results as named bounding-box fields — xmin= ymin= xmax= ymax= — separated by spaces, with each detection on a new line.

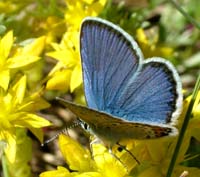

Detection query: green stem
xmin=166 ymin=1 xmax=200 ymax=176
xmin=166 ymin=74 xmax=200 ymax=177
xmin=2 ymin=154 xmax=9 ymax=177
xmin=168 ymin=0 xmax=200 ymax=30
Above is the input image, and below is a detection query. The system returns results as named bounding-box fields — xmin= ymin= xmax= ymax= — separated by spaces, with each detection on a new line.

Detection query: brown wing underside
xmin=58 ymin=98 xmax=177 ymax=141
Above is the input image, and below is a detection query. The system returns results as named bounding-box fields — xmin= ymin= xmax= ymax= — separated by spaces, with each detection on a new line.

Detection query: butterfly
xmin=58 ymin=17 xmax=183 ymax=150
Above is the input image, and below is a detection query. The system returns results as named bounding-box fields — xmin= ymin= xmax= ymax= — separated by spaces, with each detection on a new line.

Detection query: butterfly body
xmin=58 ymin=17 xmax=182 ymax=148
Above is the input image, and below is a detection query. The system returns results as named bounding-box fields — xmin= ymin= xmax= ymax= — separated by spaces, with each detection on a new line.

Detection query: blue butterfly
xmin=58 ymin=17 xmax=183 ymax=149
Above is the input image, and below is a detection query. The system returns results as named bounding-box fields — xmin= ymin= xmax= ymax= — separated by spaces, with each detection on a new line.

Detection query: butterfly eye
xmin=80 ymin=121 xmax=89 ymax=131
xmin=83 ymin=123 xmax=89 ymax=130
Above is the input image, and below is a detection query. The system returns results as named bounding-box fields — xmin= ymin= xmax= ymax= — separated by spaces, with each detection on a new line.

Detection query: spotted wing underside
xmin=57 ymin=98 xmax=177 ymax=143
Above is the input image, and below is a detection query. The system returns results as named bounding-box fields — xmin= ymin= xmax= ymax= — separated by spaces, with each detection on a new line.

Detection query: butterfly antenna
xmin=116 ymin=142 xmax=140 ymax=165
xmin=41 ymin=120 xmax=82 ymax=146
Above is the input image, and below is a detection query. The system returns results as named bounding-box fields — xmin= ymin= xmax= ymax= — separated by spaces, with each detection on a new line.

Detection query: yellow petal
xmin=47 ymin=50 xmax=77 ymax=67
xmin=40 ymin=166 xmax=71 ymax=177
xmin=21 ymin=36 xmax=46 ymax=56
xmin=138 ymin=166 xmax=162 ymax=177
xmin=59 ymin=134 xmax=94 ymax=172
xmin=29 ymin=127 xmax=44 ymax=143
xmin=176 ymin=135 xmax=190 ymax=163
xmin=136 ymin=28 xmax=148 ymax=45
xmin=60 ymin=29 xmax=79 ymax=50
xmin=7 ymin=55 xmax=40 ymax=68
xmin=87 ymin=0 xmax=107 ymax=16
xmin=47 ymin=62 xmax=65 ymax=76
xmin=50 ymin=42 xmax=61 ymax=51
xmin=99 ymin=0 xmax=107 ymax=5
xmin=0 ymin=31 xmax=13 ymax=62
xmin=13 ymin=112 xmax=51 ymax=128
xmin=19 ymin=97 xmax=50 ymax=112
xmin=92 ymin=144 xmax=127 ymax=177
xmin=82 ymin=0 xmax=94 ymax=4
xmin=75 ymin=172 xmax=102 ymax=177
xmin=12 ymin=75 xmax=26 ymax=104
xmin=46 ymin=69 xmax=71 ymax=91
xmin=0 ymin=69 xmax=10 ymax=90
xmin=189 ymin=117 xmax=200 ymax=141
xmin=73 ymin=86 xmax=85 ymax=105
xmin=3 ymin=130 xmax=17 ymax=163
xmin=146 ymin=139 xmax=169 ymax=162
xmin=70 ymin=64 xmax=82 ymax=92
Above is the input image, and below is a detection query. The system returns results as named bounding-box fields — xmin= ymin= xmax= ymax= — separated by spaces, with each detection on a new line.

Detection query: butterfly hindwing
xmin=107 ymin=58 xmax=182 ymax=125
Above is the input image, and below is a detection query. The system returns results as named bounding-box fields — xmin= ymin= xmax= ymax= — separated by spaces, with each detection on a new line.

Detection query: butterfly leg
xmin=89 ymin=137 xmax=101 ymax=159
xmin=108 ymin=148 xmax=129 ymax=172
xmin=116 ymin=142 xmax=140 ymax=165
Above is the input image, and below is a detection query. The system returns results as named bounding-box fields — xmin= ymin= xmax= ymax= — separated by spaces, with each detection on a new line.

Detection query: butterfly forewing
xmin=80 ymin=18 xmax=142 ymax=110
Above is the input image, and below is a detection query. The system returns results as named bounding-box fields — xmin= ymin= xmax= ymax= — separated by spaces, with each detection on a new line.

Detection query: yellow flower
xmin=40 ymin=134 xmax=127 ymax=177
xmin=136 ymin=28 xmax=173 ymax=58
xmin=46 ymin=0 xmax=106 ymax=94
xmin=46 ymin=29 xmax=82 ymax=92
xmin=0 ymin=75 xmax=51 ymax=162
xmin=65 ymin=0 xmax=107 ymax=30
xmin=40 ymin=92 xmax=200 ymax=176
xmin=0 ymin=31 xmax=44 ymax=90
